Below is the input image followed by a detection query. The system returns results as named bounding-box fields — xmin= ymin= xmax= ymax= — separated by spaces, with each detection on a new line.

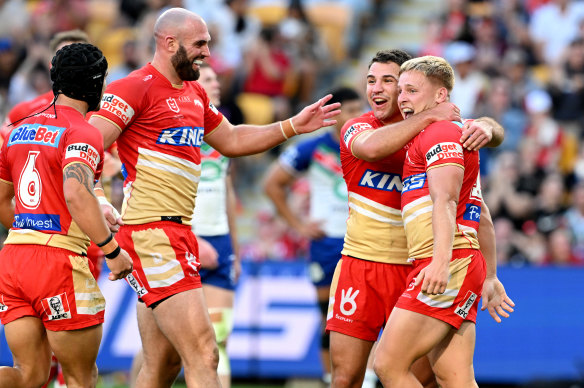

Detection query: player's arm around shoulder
xmin=460 ymin=116 xmax=505 ymax=151
xmin=63 ymin=162 xmax=132 ymax=280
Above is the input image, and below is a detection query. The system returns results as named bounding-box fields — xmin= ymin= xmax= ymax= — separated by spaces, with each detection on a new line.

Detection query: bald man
xmin=89 ymin=8 xmax=340 ymax=388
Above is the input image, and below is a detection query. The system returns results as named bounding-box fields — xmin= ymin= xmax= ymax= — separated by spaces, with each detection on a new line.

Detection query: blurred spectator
xmin=528 ymin=0 xmax=584 ymax=65
xmin=7 ymin=41 xmax=51 ymax=106
xmin=548 ymin=37 xmax=584 ymax=133
xmin=242 ymin=25 xmax=292 ymax=121
xmin=495 ymin=0 xmax=538 ymax=65
xmin=29 ymin=0 xmax=89 ymax=43
xmin=445 ymin=40 xmax=488 ymax=118
xmin=544 ymin=227 xmax=582 ymax=265
xmin=0 ymin=0 xmax=30 ymax=44
xmin=107 ymin=39 xmax=141 ymax=83
xmin=439 ymin=0 xmax=472 ymax=42
xmin=501 ymin=47 xmax=541 ymax=107
xmin=485 ymin=150 xmax=538 ymax=231
xmin=418 ymin=17 xmax=447 ymax=57
xmin=563 ymin=181 xmax=584 ymax=260
xmin=471 ymin=16 xmax=507 ymax=75
xmin=533 ymin=172 xmax=568 ymax=236
xmin=523 ymin=89 xmax=572 ymax=173
xmin=279 ymin=0 xmax=329 ymax=108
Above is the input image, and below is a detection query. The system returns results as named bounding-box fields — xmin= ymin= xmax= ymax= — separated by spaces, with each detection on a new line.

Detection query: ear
xmin=436 ymin=87 xmax=449 ymax=103
xmin=165 ymin=35 xmax=178 ymax=52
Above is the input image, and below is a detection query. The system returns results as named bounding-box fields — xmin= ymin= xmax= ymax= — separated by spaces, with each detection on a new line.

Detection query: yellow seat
xmin=96 ymin=27 xmax=136 ymax=69
xmin=306 ymin=2 xmax=351 ymax=64
xmin=236 ymin=93 xmax=275 ymax=125
xmin=248 ymin=4 xmax=288 ymax=27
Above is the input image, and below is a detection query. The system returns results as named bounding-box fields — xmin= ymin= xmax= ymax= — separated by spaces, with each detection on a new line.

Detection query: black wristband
xmin=105 ymin=245 xmax=121 ymax=259
xmin=96 ymin=233 xmax=114 ymax=248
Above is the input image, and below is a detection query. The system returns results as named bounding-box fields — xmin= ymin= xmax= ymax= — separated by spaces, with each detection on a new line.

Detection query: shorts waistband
xmin=161 ymin=216 xmax=183 ymax=224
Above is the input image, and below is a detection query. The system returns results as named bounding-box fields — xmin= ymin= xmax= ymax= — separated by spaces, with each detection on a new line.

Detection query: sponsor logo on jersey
xmin=0 ymin=295 xmax=7 ymax=312
xmin=101 ymin=94 xmax=135 ymax=125
xmin=42 ymin=293 xmax=71 ymax=320
xmin=402 ymin=173 xmax=426 ymax=193
xmin=125 ymin=273 xmax=148 ymax=297
xmin=65 ymin=143 xmax=100 ymax=170
xmin=454 ymin=291 xmax=477 ymax=319
xmin=143 ymin=75 xmax=153 ymax=81
xmin=13 ymin=213 xmax=61 ymax=232
xmin=7 ymin=124 xmax=65 ymax=147
xmin=358 ymin=169 xmax=402 ymax=192
xmin=157 ymin=126 xmax=204 ymax=147
xmin=463 ymin=203 xmax=481 ymax=222
xmin=209 ymin=102 xmax=219 ymax=115
xmin=179 ymin=96 xmax=191 ymax=102
xmin=342 ymin=122 xmax=372 ymax=147
xmin=166 ymin=97 xmax=180 ymax=113
xmin=194 ymin=99 xmax=203 ymax=108
xmin=425 ymin=142 xmax=463 ymax=167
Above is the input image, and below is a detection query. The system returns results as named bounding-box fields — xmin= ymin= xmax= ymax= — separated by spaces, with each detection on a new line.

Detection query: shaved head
xmin=154 ymin=8 xmax=205 ymax=42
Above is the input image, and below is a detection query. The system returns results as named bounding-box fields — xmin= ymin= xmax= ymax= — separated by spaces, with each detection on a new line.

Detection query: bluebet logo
xmin=157 ymin=127 xmax=204 ymax=147
xmin=13 ymin=213 xmax=61 ymax=231
xmin=402 ymin=173 xmax=427 ymax=193
xmin=8 ymin=124 xmax=65 ymax=147
xmin=358 ymin=170 xmax=402 ymax=192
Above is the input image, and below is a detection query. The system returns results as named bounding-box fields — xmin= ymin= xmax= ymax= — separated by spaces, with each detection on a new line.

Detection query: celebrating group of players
xmin=0 ymin=7 xmax=514 ymax=388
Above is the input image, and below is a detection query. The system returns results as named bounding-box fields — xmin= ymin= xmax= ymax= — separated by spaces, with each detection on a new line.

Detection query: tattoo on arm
xmin=63 ymin=163 xmax=96 ymax=196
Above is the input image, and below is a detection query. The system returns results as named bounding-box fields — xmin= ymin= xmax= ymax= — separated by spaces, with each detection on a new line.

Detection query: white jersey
xmin=192 ymin=143 xmax=229 ymax=236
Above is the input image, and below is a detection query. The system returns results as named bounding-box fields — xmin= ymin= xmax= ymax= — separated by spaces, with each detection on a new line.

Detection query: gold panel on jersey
xmin=122 ymin=148 xmax=201 ymax=225
xmin=69 ymin=255 xmax=106 ymax=315
xmin=5 ymin=229 xmax=89 ymax=255
xmin=416 ymin=255 xmax=471 ymax=308
xmin=132 ymin=227 xmax=185 ymax=288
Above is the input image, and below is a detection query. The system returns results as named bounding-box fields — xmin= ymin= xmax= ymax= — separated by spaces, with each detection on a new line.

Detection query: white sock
xmin=362 ymin=369 xmax=378 ymax=388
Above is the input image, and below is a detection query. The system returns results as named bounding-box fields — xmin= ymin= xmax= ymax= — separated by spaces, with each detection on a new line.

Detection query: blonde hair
xmin=399 ymin=56 xmax=455 ymax=92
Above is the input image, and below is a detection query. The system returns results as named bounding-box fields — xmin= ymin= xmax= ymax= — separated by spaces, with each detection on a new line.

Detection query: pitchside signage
xmin=0 ymin=264 xmax=583 ymax=383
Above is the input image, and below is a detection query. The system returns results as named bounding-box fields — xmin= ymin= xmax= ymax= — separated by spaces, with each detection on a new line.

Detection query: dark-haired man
xmin=0 ymin=43 xmax=132 ymax=388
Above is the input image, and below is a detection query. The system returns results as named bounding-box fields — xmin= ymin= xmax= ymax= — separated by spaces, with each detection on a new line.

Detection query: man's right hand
xmin=106 ymin=248 xmax=133 ymax=280
xmin=98 ymin=196 xmax=123 ymax=232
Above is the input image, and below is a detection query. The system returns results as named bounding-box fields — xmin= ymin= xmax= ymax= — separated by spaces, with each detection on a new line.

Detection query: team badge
xmin=166 ymin=97 xmax=180 ymax=113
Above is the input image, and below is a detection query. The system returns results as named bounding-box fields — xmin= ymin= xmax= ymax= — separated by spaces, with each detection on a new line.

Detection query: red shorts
xmin=86 ymin=241 xmax=103 ymax=279
xmin=396 ymin=249 xmax=486 ymax=329
xmin=0 ymin=245 xmax=105 ymax=331
xmin=116 ymin=221 xmax=202 ymax=307
xmin=325 ymin=255 xmax=412 ymax=342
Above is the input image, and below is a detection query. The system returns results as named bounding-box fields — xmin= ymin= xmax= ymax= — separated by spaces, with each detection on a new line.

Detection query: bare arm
xmin=0 ymin=181 xmax=14 ymax=229
xmin=460 ymin=116 xmax=505 ymax=151
xmin=263 ymin=162 xmax=325 ymax=239
xmin=478 ymin=202 xmax=515 ymax=322
xmin=205 ymin=95 xmax=340 ymax=157
xmin=351 ymin=102 xmax=461 ymax=162
xmin=63 ymin=162 xmax=133 ymax=280
xmin=87 ymin=116 xmax=122 ymax=150
xmin=416 ymin=165 xmax=463 ymax=295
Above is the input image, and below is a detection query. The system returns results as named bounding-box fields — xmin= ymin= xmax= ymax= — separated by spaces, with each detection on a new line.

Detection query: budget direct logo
xmin=425 ymin=142 xmax=463 ymax=167
xmin=101 ymin=94 xmax=135 ymax=125
xmin=157 ymin=126 xmax=204 ymax=147
xmin=65 ymin=143 xmax=100 ymax=170
xmin=343 ymin=122 xmax=372 ymax=147
xmin=7 ymin=124 xmax=65 ymax=148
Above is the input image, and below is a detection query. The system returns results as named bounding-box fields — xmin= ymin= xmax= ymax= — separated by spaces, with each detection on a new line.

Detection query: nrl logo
xmin=166 ymin=97 xmax=180 ymax=113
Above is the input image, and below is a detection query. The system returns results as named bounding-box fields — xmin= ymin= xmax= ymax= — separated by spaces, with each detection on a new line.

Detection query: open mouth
xmin=372 ymin=96 xmax=387 ymax=107
xmin=193 ymin=59 xmax=203 ymax=67
xmin=402 ymin=107 xmax=414 ymax=119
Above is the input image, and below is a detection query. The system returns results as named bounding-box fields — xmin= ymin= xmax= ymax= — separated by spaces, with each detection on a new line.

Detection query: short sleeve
xmin=419 ymin=121 xmax=465 ymax=171
xmin=341 ymin=120 xmax=374 ymax=154
xmin=0 ymin=140 xmax=11 ymax=183
xmin=93 ymin=78 xmax=142 ymax=131
xmin=61 ymin=125 xmax=105 ymax=178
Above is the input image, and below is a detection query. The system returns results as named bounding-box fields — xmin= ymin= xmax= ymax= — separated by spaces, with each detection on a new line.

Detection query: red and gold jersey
xmin=340 ymin=111 xmax=409 ymax=264
xmin=1 ymin=91 xmax=55 ymax=147
xmin=0 ymin=105 xmax=105 ymax=253
xmin=401 ymin=121 xmax=482 ymax=259
xmin=92 ymin=63 xmax=225 ymax=225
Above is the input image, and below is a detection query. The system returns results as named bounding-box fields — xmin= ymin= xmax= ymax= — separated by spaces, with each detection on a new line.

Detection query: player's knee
xmin=434 ymin=366 xmax=476 ymax=388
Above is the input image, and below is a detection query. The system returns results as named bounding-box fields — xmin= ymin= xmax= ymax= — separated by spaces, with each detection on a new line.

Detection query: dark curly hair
xmin=368 ymin=49 xmax=413 ymax=69
xmin=50 ymin=43 xmax=108 ymax=111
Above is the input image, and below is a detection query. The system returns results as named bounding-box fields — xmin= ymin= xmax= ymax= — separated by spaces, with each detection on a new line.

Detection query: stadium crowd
xmin=0 ymin=0 xmax=584 ymax=270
